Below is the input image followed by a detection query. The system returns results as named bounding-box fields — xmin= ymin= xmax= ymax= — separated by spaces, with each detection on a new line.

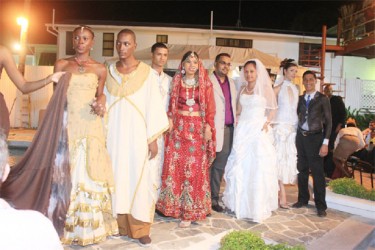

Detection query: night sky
xmin=0 ymin=0 xmax=357 ymax=48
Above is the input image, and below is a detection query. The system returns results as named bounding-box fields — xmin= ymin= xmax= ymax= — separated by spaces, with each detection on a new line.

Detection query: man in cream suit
xmin=210 ymin=53 xmax=237 ymax=212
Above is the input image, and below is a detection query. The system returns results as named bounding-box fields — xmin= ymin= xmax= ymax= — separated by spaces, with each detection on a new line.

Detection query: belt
xmin=298 ymin=128 xmax=322 ymax=136
xmin=224 ymin=124 xmax=234 ymax=128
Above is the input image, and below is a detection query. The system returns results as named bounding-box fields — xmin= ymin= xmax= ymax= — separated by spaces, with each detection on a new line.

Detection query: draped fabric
xmin=166 ymin=60 xmax=216 ymax=165
xmin=1 ymin=73 xmax=72 ymax=235
xmin=0 ymin=92 xmax=10 ymax=138
xmin=105 ymin=61 xmax=169 ymax=223
xmin=156 ymin=59 xmax=216 ymax=221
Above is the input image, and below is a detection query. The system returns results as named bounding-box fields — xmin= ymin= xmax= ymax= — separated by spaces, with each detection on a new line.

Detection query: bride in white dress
xmin=222 ymin=59 xmax=278 ymax=223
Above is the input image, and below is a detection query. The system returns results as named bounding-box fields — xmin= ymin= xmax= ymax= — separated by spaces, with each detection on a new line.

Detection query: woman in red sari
xmin=156 ymin=51 xmax=216 ymax=228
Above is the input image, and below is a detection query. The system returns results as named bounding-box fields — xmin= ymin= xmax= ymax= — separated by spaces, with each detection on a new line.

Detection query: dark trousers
xmin=296 ymin=130 xmax=327 ymax=211
xmin=324 ymin=130 xmax=338 ymax=178
xmin=210 ymin=126 xmax=234 ymax=205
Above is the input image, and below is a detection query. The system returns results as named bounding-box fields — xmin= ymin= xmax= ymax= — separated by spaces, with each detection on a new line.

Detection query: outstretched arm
xmin=1 ymin=46 xmax=64 ymax=94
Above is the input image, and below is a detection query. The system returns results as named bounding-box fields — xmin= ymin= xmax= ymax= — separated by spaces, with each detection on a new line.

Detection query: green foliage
xmin=329 ymin=178 xmax=375 ymax=201
xmin=220 ymin=231 xmax=305 ymax=250
xmin=346 ymin=107 xmax=375 ymax=130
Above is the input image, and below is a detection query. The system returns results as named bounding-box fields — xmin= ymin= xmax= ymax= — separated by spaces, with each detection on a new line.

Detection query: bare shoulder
xmin=54 ymin=57 xmax=72 ymax=71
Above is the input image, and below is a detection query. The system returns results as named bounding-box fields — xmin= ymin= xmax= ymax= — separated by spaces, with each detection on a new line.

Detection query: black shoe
xmin=292 ymin=201 xmax=308 ymax=208
xmin=138 ymin=235 xmax=152 ymax=247
xmin=212 ymin=204 xmax=224 ymax=212
xmin=317 ymin=210 xmax=327 ymax=217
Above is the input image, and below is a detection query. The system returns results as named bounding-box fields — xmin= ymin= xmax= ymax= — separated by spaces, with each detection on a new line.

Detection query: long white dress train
xmin=222 ymin=94 xmax=278 ymax=223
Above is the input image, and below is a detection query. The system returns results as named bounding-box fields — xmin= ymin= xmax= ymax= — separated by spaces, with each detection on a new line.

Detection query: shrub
xmin=329 ymin=178 xmax=375 ymax=201
xmin=220 ymin=230 xmax=305 ymax=250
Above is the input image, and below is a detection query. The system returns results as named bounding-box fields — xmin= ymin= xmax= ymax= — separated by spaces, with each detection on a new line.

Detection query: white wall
xmin=0 ymin=66 xmax=54 ymax=128
xmin=343 ymin=57 xmax=375 ymax=80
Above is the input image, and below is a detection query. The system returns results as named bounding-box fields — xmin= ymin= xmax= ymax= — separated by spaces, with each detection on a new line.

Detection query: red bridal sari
xmin=156 ymin=61 xmax=216 ymax=221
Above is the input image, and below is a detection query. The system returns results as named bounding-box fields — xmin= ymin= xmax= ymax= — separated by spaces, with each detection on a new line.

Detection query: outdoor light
xmin=13 ymin=43 xmax=21 ymax=51
xmin=17 ymin=17 xmax=28 ymax=30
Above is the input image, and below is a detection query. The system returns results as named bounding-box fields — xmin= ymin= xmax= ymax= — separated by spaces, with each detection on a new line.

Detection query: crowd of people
xmin=0 ymin=26 xmax=373 ymax=248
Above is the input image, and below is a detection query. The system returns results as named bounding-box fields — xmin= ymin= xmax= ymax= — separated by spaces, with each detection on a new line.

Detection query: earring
xmin=90 ymin=47 xmax=93 ymax=51
xmin=181 ymin=68 xmax=185 ymax=75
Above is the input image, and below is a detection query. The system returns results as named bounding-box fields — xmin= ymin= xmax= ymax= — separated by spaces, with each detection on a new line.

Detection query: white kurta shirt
xmin=149 ymin=69 xmax=171 ymax=196
xmin=104 ymin=62 xmax=169 ymax=223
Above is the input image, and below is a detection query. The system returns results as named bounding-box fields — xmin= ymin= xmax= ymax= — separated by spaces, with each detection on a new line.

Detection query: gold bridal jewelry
xmin=183 ymin=77 xmax=197 ymax=87
xmin=74 ymin=57 xmax=89 ymax=73
xmin=185 ymin=83 xmax=196 ymax=113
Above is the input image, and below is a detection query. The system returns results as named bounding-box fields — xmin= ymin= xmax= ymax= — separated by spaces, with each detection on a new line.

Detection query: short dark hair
xmin=303 ymin=70 xmax=317 ymax=79
xmin=151 ymin=43 xmax=168 ymax=53
xmin=215 ymin=53 xmax=231 ymax=63
xmin=117 ymin=29 xmax=136 ymax=42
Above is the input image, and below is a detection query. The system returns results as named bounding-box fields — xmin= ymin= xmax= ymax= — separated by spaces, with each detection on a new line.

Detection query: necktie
xmin=306 ymin=94 xmax=311 ymax=108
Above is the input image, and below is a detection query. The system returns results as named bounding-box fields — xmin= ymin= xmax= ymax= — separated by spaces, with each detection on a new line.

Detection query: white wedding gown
xmin=223 ymin=93 xmax=278 ymax=223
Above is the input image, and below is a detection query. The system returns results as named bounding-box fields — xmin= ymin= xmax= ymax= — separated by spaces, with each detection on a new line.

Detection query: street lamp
xmin=17 ymin=17 xmax=28 ymax=76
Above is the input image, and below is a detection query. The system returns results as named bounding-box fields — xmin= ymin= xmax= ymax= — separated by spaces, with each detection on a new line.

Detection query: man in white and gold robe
xmin=104 ymin=29 xmax=169 ymax=246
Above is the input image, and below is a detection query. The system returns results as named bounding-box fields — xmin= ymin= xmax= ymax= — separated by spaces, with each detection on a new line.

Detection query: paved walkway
xmin=61 ymin=184 xmax=375 ymax=250
xmin=7 ymin=129 xmax=375 ymax=249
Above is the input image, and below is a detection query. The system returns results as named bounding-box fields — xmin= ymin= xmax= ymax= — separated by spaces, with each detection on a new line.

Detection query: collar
xmin=151 ymin=68 xmax=165 ymax=78
xmin=213 ymin=71 xmax=228 ymax=84
xmin=305 ymin=91 xmax=317 ymax=99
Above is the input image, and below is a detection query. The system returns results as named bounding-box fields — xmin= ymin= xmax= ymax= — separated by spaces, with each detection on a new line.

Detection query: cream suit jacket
xmin=210 ymin=73 xmax=237 ymax=152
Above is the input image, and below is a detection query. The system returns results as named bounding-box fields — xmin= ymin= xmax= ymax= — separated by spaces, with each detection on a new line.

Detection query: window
xmin=156 ymin=35 xmax=168 ymax=43
xmin=103 ymin=33 xmax=114 ymax=57
xmin=299 ymin=43 xmax=321 ymax=67
xmin=216 ymin=38 xmax=252 ymax=48
xmin=65 ymin=31 xmax=75 ymax=55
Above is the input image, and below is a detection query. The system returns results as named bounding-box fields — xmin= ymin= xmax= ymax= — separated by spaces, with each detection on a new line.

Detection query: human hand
xmin=148 ymin=140 xmax=158 ymax=160
xmin=90 ymin=94 xmax=106 ymax=117
xmin=50 ymin=72 xmax=66 ymax=83
xmin=204 ymin=125 xmax=212 ymax=142
xmin=319 ymin=144 xmax=328 ymax=157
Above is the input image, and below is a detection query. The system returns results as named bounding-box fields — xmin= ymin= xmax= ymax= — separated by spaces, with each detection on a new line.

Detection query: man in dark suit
xmin=323 ymin=84 xmax=346 ymax=178
xmin=293 ymin=71 xmax=332 ymax=217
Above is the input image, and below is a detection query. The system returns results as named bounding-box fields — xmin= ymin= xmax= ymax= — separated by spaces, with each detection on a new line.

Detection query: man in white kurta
xmin=149 ymin=43 xmax=172 ymax=196
xmin=104 ymin=29 xmax=169 ymax=246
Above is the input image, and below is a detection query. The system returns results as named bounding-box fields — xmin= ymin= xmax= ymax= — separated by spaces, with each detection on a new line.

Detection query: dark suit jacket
xmin=329 ymin=95 xmax=346 ymax=131
xmin=297 ymin=91 xmax=332 ymax=140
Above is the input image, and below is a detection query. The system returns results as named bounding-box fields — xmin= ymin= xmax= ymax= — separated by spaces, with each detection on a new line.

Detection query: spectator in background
xmin=0 ymin=133 xmax=63 ymax=250
xmin=323 ymin=84 xmax=346 ymax=178
xmin=331 ymin=118 xmax=365 ymax=179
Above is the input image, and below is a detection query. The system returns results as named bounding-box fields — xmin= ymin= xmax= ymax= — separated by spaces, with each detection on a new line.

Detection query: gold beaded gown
xmin=61 ymin=73 xmax=118 ymax=245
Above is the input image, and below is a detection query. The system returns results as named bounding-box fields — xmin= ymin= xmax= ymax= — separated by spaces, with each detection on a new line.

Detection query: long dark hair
xmin=181 ymin=51 xmax=199 ymax=64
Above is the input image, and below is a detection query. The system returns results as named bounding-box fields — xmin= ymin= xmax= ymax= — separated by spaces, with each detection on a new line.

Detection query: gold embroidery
xmin=106 ymin=61 xmax=150 ymax=97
